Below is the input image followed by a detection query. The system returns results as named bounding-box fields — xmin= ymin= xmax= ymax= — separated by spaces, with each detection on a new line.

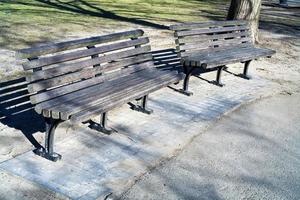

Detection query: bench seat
xmin=182 ymin=47 xmax=276 ymax=69
xmin=35 ymin=68 xmax=182 ymax=122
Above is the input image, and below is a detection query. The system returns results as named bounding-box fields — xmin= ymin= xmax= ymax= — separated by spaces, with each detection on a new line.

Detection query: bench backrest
xmin=17 ymin=30 xmax=154 ymax=105
xmin=170 ymin=20 xmax=253 ymax=58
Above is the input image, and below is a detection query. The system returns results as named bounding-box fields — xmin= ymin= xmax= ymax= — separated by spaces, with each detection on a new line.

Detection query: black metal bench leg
xmin=239 ymin=60 xmax=251 ymax=80
xmin=179 ymin=65 xmax=195 ymax=96
xmin=89 ymin=112 xmax=115 ymax=135
xmin=130 ymin=95 xmax=153 ymax=114
xmin=33 ymin=118 xmax=62 ymax=162
xmin=212 ymin=66 xmax=225 ymax=87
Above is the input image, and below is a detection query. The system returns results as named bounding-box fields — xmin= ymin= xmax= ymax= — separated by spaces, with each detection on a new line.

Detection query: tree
xmin=227 ymin=0 xmax=262 ymax=43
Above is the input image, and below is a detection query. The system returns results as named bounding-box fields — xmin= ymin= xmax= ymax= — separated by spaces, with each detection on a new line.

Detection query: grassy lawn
xmin=0 ymin=0 xmax=229 ymax=50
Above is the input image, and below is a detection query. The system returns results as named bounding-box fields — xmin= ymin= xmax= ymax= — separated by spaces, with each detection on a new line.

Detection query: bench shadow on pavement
xmin=152 ymin=48 xmax=215 ymax=88
xmin=0 ymin=77 xmax=44 ymax=149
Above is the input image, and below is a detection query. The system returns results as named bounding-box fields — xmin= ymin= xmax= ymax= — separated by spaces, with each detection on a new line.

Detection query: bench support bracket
xmin=130 ymin=95 xmax=153 ymax=114
xmin=212 ymin=65 xmax=225 ymax=87
xmin=33 ymin=118 xmax=62 ymax=162
xmin=89 ymin=112 xmax=115 ymax=135
xmin=239 ymin=60 xmax=251 ymax=80
xmin=179 ymin=65 xmax=195 ymax=96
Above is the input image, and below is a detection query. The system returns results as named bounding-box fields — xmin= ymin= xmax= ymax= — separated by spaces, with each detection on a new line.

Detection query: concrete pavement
xmin=121 ymin=92 xmax=300 ymax=200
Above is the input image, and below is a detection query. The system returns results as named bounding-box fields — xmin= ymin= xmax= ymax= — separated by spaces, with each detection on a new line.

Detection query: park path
xmin=121 ymin=92 xmax=300 ymax=200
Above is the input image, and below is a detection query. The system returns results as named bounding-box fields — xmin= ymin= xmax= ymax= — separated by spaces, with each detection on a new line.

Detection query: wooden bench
xmin=17 ymin=29 xmax=184 ymax=161
xmin=170 ymin=20 xmax=275 ymax=95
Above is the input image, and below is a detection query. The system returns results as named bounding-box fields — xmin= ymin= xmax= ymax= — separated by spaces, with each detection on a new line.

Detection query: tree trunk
xmin=227 ymin=0 xmax=262 ymax=43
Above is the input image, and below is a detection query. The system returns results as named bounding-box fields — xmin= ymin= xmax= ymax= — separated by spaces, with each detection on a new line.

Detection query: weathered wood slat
xmin=51 ymin=71 xmax=177 ymax=120
xmin=66 ymin=72 xmax=180 ymax=121
xmin=215 ymin=40 xmax=252 ymax=49
xmin=37 ymin=66 xmax=159 ymax=116
xmin=179 ymin=43 xmax=253 ymax=58
xmin=183 ymin=47 xmax=254 ymax=66
xmin=182 ymin=47 xmax=275 ymax=68
xmin=178 ymin=37 xmax=251 ymax=51
xmin=27 ymin=54 xmax=153 ymax=93
xmin=17 ymin=29 xmax=144 ymax=59
xmin=49 ymin=73 xmax=156 ymax=118
xmin=43 ymin=70 xmax=155 ymax=118
xmin=39 ymin=73 xmax=141 ymax=118
xmin=32 ymin=61 xmax=155 ymax=106
xmin=23 ymin=37 xmax=150 ymax=70
xmin=86 ymin=45 xmax=100 ymax=68
xmin=204 ymin=48 xmax=276 ymax=67
xmin=181 ymin=46 xmax=251 ymax=67
xmin=176 ymin=31 xmax=250 ymax=45
xmin=27 ymin=46 xmax=152 ymax=82
xmin=175 ymin=25 xmax=249 ymax=37
xmin=173 ymin=20 xmax=252 ymax=58
xmin=170 ymin=20 xmax=248 ymax=31
xmin=70 ymin=73 xmax=183 ymax=123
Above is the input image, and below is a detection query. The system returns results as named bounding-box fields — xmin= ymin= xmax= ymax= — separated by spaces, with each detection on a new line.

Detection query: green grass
xmin=0 ymin=0 xmax=228 ymax=49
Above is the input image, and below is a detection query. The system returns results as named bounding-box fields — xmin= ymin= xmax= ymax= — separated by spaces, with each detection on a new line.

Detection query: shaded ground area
xmin=1 ymin=0 xmax=298 ymax=51
xmin=0 ymin=169 xmax=67 ymax=200
xmin=121 ymin=92 xmax=300 ymax=200
xmin=260 ymin=1 xmax=300 ymax=38
xmin=0 ymin=0 xmax=228 ymax=50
